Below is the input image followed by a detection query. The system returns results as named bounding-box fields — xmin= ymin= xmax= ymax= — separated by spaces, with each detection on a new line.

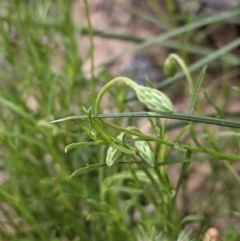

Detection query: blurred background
xmin=0 ymin=0 xmax=240 ymax=240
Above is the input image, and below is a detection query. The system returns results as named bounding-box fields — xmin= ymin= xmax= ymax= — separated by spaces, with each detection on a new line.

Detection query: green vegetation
xmin=1 ymin=1 xmax=240 ymax=240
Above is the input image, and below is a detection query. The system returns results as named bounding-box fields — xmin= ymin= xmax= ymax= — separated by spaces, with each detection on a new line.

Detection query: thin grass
xmin=1 ymin=1 xmax=240 ymax=241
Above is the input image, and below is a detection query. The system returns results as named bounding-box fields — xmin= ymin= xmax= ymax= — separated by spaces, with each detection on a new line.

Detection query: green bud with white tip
xmin=135 ymin=85 xmax=173 ymax=113
xmin=106 ymin=132 xmax=133 ymax=167
xmin=135 ymin=140 xmax=155 ymax=167
xmin=106 ymin=144 xmax=123 ymax=167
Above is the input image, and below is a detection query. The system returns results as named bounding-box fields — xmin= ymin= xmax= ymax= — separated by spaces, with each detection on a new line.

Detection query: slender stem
xmin=127 ymin=164 xmax=160 ymax=209
xmin=128 ymin=164 xmax=173 ymax=229
xmin=101 ymin=119 xmax=173 ymax=147
xmin=83 ymin=0 xmax=95 ymax=90
xmin=171 ymin=150 xmax=191 ymax=207
xmin=140 ymin=163 xmax=162 ymax=199
xmin=223 ymin=160 xmax=240 ymax=183
xmin=168 ymin=53 xmax=194 ymax=95
xmin=94 ymin=77 xmax=138 ymax=115
xmin=51 ymin=111 xmax=240 ymax=129
xmin=102 ymin=118 xmax=240 ymax=161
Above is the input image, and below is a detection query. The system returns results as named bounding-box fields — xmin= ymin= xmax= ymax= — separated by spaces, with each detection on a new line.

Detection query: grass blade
xmin=190 ymin=65 xmax=207 ymax=114
xmin=52 ymin=111 xmax=240 ymax=129
xmin=69 ymin=163 xmax=106 ymax=178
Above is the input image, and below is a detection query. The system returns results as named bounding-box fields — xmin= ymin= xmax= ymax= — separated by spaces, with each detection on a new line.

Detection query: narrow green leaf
xmin=0 ymin=96 xmax=35 ymax=123
xmin=203 ymin=91 xmax=224 ymax=116
xmin=52 ymin=112 xmax=240 ymax=129
xmin=180 ymin=214 xmax=205 ymax=225
xmin=111 ymin=142 xmax=135 ymax=155
xmin=64 ymin=140 xmax=104 ymax=153
xmin=190 ymin=65 xmax=207 ymax=114
xmin=50 ymin=115 xmax=87 ymax=123
xmin=69 ymin=163 xmax=106 ymax=178
xmin=173 ymin=143 xmax=187 ymax=152
xmin=0 ymin=189 xmax=18 ymax=206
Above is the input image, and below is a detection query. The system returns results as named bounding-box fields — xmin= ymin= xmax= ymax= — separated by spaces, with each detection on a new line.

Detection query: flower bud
xmin=135 ymin=85 xmax=173 ymax=113
xmin=106 ymin=145 xmax=123 ymax=167
xmin=106 ymin=132 xmax=128 ymax=167
xmin=163 ymin=57 xmax=177 ymax=77
xmin=135 ymin=140 xmax=155 ymax=167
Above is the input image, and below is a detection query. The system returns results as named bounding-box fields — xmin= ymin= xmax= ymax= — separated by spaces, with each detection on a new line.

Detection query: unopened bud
xmin=135 ymin=140 xmax=155 ymax=167
xmin=135 ymin=85 xmax=173 ymax=113
xmin=163 ymin=57 xmax=177 ymax=77
xmin=106 ymin=132 xmax=127 ymax=167
xmin=106 ymin=145 xmax=123 ymax=167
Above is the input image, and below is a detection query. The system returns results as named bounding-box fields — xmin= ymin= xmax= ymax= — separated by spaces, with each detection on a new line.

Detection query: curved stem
xmin=168 ymin=53 xmax=194 ymax=95
xmin=94 ymin=77 xmax=138 ymax=115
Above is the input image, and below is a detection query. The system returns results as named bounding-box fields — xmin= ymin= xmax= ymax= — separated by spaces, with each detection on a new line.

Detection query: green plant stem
xmin=171 ymin=150 xmax=191 ymax=207
xmin=223 ymin=160 xmax=240 ymax=183
xmin=94 ymin=77 xmax=138 ymax=115
xmin=101 ymin=119 xmax=240 ymax=163
xmin=158 ymin=37 xmax=240 ymax=90
xmin=101 ymin=119 xmax=172 ymax=147
xmin=127 ymin=164 xmax=173 ymax=232
xmin=167 ymin=53 xmax=194 ymax=95
xmin=139 ymin=164 xmax=174 ymax=233
xmin=52 ymin=111 xmax=240 ymax=161
xmin=127 ymin=164 xmax=159 ymax=209
xmin=83 ymin=0 xmax=95 ymax=90
xmin=51 ymin=111 xmax=240 ymax=129
xmin=139 ymin=163 xmax=162 ymax=200
xmin=103 ymin=119 xmax=240 ymax=161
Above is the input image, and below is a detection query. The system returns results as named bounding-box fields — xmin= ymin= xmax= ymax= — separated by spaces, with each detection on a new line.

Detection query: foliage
xmin=0 ymin=0 xmax=240 ymax=240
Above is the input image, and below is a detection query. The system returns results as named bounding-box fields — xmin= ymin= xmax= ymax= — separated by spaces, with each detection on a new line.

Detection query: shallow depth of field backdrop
xmin=1 ymin=0 xmax=240 ymax=240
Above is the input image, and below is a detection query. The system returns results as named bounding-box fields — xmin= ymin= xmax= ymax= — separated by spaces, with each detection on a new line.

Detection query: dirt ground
xmin=72 ymin=0 xmax=168 ymax=77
